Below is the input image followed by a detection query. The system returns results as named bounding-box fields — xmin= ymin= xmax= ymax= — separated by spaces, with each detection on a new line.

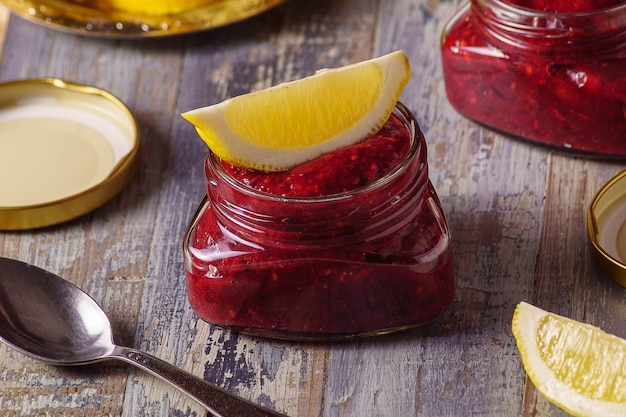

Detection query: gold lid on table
xmin=587 ymin=168 xmax=626 ymax=287
xmin=0 ymin=78 xmax=139 ymax=230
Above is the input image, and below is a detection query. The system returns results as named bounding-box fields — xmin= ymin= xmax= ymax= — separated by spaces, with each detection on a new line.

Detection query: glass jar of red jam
xmin=441 ymin=0 xmax=626 ymax=156
xmin=183 ymin=103 xmax=454 ymax=340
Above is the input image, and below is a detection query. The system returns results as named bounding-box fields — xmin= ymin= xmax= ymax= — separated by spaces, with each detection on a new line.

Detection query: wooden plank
xmin=0 ymin=14 xmax=185 ymax=416
xmin=2 ymin=0 xmax=625 ymax=415
xmin=320 ymin=1 xmax=543 ymax=414
xmin=121 ymin=0 xmax=380 ymax=415
xmin=523 ymin=154 xmax=626 ymax=416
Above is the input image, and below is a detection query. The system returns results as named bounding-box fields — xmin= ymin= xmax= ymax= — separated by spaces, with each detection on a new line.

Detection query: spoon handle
xmin=112 ymin=346 xmax=288 ymax=417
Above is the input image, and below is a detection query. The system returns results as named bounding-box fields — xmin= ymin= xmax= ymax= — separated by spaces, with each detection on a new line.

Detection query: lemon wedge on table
xmin=182 ymin=50 xmax=410 ymax=171
xmin=512 ymin=301 xmax=626 ymax=417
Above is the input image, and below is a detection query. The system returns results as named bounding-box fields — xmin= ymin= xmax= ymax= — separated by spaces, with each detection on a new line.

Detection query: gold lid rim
xmin=0 ymin=78 xmax=140 ymax=230
xmin=587 ymin=168 xmax=626 ymax=287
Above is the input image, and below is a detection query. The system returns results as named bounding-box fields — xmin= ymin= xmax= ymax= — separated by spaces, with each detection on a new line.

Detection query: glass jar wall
xmin=441 ymin=0 xmax=626 ymax=156
xmin=183 ymin=103 xmax=455 ymax=340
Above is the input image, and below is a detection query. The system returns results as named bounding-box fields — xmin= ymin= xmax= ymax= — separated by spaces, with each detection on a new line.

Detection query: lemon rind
xmin=182 ymin=50 xmax=410 ymax=171
xmin=513 ymin=301 xmax=626 ymax=417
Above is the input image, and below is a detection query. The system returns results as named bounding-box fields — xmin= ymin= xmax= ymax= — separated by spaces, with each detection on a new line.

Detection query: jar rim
xmin=477 ymin=0 xmax=626 ymax=18
xmin=468 ymin=0 xmax=626 ymax=54
xmin=207 ymin=101 xmax=423 ymax=204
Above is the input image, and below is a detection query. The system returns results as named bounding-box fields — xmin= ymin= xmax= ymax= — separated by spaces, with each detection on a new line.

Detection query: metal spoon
xmin=0 ymin=257 xmax=287 ymax=417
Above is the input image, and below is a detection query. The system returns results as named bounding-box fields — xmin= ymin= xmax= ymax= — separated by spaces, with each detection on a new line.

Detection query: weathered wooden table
xmin=1 ymin=1 xmax=625 ymax=416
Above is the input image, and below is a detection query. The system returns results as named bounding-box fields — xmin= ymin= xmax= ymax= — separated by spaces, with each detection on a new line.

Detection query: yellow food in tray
xmin=72 ymin=0 xmax=213 ymax=14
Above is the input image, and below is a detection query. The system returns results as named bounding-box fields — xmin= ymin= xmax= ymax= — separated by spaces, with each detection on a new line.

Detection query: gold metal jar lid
xmin=0 ymin=78 xmax=139 ymax=230
xmin=587 ymin=168 xmax=626 ymax=287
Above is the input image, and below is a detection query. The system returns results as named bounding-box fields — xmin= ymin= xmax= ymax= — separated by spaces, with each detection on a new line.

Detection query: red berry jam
xmin=183 ymin=103 xmax=454 ymax=340
xmin=223 ymin=116 xmax=411 ymax=197
xmin=441 ymin=0 xmax=626 ymax=156
xmin=508 ymin=0 xmax=623 ymax=12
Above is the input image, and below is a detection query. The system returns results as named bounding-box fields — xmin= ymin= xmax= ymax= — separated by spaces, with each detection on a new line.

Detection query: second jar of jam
xmin=183 ymin=103 xmax=455 ymax=340
xmin=441 ymin=0 xmax=626 ymax=156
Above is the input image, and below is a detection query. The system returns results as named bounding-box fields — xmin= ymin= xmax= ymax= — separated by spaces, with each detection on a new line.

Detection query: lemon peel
xmin=182 ymin=50 xmax=410 ymax=171
xmin=512 ymin=301 xmax=626 ymax=417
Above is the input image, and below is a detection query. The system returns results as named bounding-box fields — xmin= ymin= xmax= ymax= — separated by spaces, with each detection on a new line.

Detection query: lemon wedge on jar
xmin=512 ymin=301 xmax=626 ymax=417
xmin=182 ymin=50 xmax=410 ymax=171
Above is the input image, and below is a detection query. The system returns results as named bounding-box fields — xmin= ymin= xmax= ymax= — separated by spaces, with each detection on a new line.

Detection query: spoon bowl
xmin=0 ymin=257 xmax=286 ymax=417
xmin=0 ymin=257 xmax=114 ymax=364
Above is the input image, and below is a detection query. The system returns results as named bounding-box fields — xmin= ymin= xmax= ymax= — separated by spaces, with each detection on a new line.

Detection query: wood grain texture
xmin=523 ymin=154 xmax=626 ymax=417
xmin=1 ymin=0 xmax=625 ymax=416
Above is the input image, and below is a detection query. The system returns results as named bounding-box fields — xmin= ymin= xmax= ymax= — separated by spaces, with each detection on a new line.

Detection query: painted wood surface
xmin=1 ymin=0 xmax=625 ymax=416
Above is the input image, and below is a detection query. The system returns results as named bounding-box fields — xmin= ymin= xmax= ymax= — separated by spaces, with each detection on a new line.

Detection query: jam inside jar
xmin=441 ymin=0 xmax=626 ymax=156
xmin=183 ymin=103 xmax=455 ymax=340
